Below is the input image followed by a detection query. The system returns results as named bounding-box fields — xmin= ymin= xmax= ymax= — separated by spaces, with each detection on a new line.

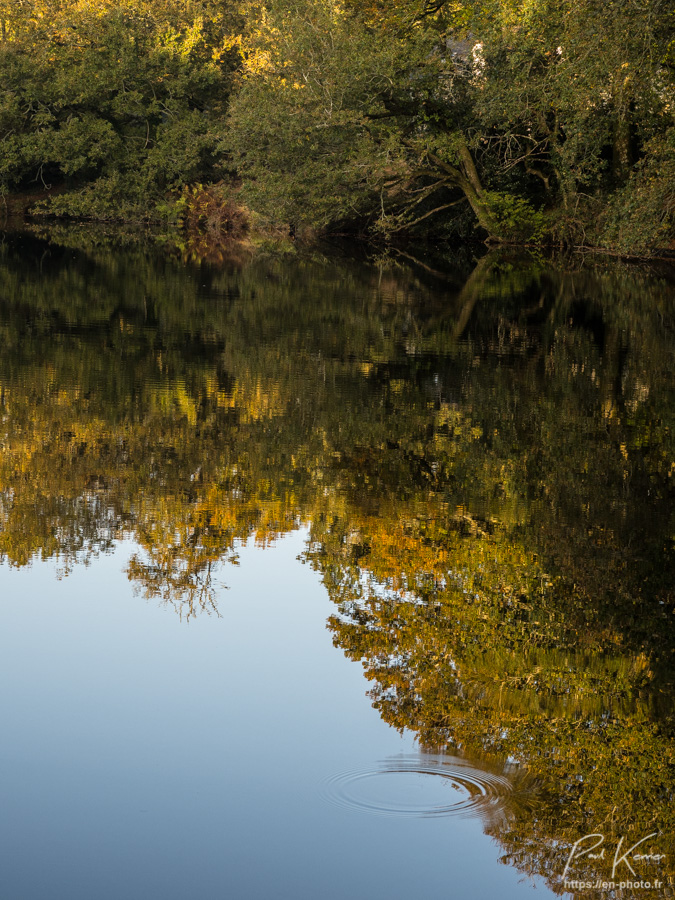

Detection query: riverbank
xmin=5 ymin=202 xmax=675 ymax=267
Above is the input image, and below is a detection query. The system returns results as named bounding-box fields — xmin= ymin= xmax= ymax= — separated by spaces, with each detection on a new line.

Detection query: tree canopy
xmin=226 ymin=0 xmax=675 ymax=248
xmin=0 ymin=0 xmax=241 ymax=219
xmin=1 ymin=0 xmax=674 ymax=251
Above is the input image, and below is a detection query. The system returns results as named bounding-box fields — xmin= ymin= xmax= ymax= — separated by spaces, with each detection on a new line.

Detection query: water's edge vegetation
xmin=1 ymin=0 xmax=674 ymax=256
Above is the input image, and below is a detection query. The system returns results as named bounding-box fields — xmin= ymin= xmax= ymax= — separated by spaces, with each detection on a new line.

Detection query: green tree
xmin=0 ymin=0 xmax=241 ymax=219
xmin=227 ymin=0 xmax=675 ymax=249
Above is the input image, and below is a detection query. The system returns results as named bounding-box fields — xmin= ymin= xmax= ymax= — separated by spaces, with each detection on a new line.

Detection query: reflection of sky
xmin=0 ymin=530 xmax=554 ymax=900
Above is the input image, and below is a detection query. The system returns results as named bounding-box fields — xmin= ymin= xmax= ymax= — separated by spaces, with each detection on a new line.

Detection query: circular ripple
xmin=321 ymin=755 xmax=513 ymax=819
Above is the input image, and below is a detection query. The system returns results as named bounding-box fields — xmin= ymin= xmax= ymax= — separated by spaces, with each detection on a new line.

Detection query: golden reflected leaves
xmin=0 ymin=232 xmax=674 ymax=890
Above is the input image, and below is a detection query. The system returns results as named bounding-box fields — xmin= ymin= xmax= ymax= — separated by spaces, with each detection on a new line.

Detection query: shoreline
xmin=2 ymin=205 xmax=675 ymax=267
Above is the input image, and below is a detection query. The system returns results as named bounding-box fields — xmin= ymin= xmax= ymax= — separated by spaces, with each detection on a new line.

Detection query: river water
xmin=0 ymin=231 xmax=673 ymax=899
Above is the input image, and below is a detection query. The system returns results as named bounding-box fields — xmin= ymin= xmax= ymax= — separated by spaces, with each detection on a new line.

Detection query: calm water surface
xmin=0 ymin=233 xmax=673 ymax=899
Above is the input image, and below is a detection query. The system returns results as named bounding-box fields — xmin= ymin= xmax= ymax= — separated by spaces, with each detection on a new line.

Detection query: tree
xmin=0 ymin=0 xmax=241 ymax=219
xmin=227 ymin=0 xmax=527 ymax=238
xmin=227 ymin=0 xmax=675 ymax=247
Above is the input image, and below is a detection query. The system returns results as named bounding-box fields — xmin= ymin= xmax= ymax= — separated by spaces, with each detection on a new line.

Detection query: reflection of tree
xmin=309 ymin=498 xmax=674 ymax=890
xmin=0 ymin=229 xmax=478 ymax=611
xmin=1 ymin=231 xmax=674 ymax=890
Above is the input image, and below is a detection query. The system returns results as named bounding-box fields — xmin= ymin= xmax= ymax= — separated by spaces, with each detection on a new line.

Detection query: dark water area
xmin=0 ymin=230 xmax=673 ymax=899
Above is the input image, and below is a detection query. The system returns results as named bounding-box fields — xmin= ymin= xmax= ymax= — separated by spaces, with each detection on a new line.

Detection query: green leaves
xmin=0 ymin=0 xmax=238 ymax=219
xmin=1 ymin=0 xmax=673 ymax=250
xmin=226 ymin=0 xmax=674 ymax=249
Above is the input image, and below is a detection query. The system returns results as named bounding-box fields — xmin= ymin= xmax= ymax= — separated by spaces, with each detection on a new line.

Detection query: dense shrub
xmin=0 ymin=0 xmax=239 ymax=220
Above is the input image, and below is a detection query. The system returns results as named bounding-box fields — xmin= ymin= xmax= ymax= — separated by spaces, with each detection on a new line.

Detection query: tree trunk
xmin=612 ymin=110 xmax=632 ymax=183
xmin=458 ymin=177 xmax=499 ymax=237
xmin=426 ymin=134 xmax=500 ymax=239
xmin=455 ymin=136 xmax=500 ymax=238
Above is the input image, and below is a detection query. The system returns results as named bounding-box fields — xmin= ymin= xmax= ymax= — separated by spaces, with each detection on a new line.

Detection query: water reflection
xmin=321 ymin=754 xmax=528 ymax=823
xmin=0 ymin=229 xmax=673 ymax=894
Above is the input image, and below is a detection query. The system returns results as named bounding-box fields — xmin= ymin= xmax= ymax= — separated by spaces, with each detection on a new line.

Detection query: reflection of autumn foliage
xmin=310 ymin=499 xmax=675 ymax=891
xmin=127 ymin=484 xmax=304 ymax=618
xmin=0 ymin=234 xmax=674 ymax=891
xmin=0 ymin=372 xmax=308 ymax=614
